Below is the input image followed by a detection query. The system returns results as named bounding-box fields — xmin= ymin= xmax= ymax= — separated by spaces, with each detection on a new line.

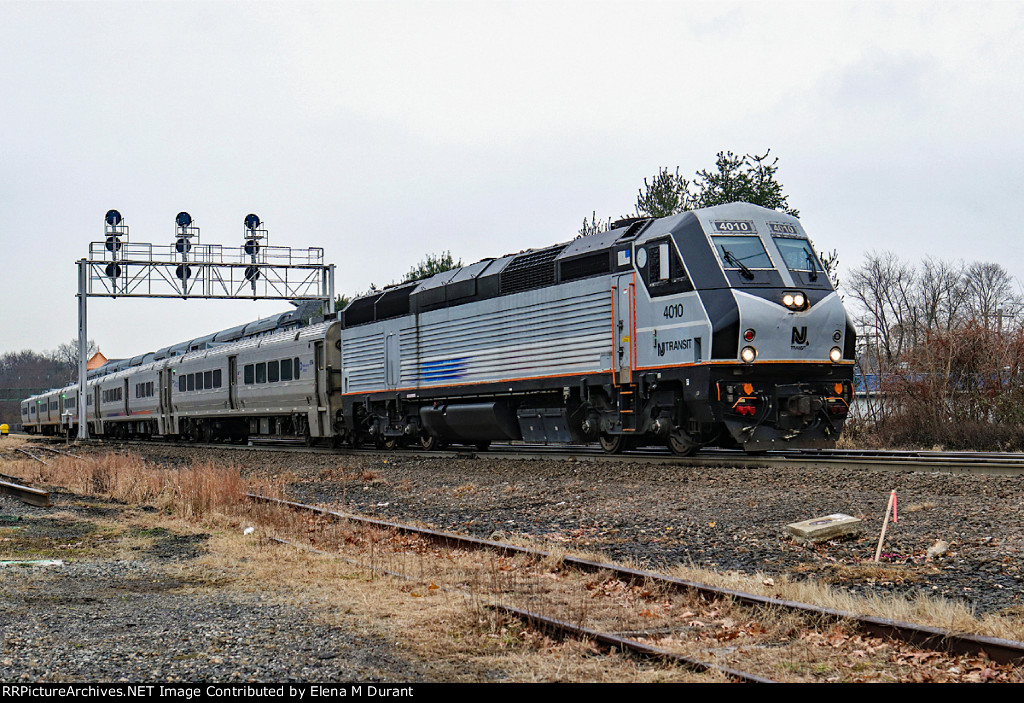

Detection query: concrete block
xmin=786 ymin=513 xmax=862 ymax=543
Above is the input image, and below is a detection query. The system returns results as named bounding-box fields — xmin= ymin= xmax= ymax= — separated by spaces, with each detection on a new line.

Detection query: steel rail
xmin=247 ymin=492 xmax=1024 ymax=665
xmin=74 ymin=437 xmax=1024 ymax=475
xmin=0 ymin=479 xmax=50 ymax=507
xmin=14 ymin=448 xmax=48 ymax=465
xmin=489 ymin=603 xmax=774 ymax=683
xmin=36 ymin=445 xmax=92 ymax=461
xmin=269 ymin=535 xmax=772 ymax=682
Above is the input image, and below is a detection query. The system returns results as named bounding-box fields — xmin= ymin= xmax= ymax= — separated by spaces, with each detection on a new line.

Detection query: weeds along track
xmin=249 ymin=492 xmax=1024 ymax=682
xmin=28 ymin=436 xmax=1024 ymax=616
xmin=4 ymin=443 xmax=1023 ymax=682
xmin=267 ymin=533 xmax=773 ymax=683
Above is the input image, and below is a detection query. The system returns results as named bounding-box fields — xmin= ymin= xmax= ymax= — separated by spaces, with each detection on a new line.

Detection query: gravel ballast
xmin=3 ymin=441 xmax=1023 ymax=683
xmin=0 ymin=494 xmax=434 ymax=683
xmin=139 ymin=444 xmax=1024 ymax=615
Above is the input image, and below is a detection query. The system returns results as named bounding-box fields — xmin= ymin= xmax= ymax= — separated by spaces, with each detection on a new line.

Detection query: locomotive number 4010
xmin=712 ymin=220 xmax=756 ymax=233
xmin=663 ymin=304 xmax=685 ymax=319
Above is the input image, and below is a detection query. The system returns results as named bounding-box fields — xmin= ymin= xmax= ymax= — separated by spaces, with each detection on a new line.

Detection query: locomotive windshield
xmin=711 ymin=235 xmax=773 ymax=271
xmin=772 ymin=236 xmax=823 ymax=275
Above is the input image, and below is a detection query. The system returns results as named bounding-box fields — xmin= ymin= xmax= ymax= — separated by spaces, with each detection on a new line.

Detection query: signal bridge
xmin=75 ymin=210 xmax=336 ymax=439
xmin=87 ymin=210 xmax=332 ymax=301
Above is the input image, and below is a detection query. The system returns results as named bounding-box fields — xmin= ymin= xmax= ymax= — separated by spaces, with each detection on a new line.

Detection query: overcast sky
xmin=2 ymin=0 xmax=1023 ymax=358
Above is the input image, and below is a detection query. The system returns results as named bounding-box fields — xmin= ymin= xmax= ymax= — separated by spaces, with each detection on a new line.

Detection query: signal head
xmin=244 ymin=213 xmax=261 ymax=231
xmin=105 ymin=209 xmax=122 ymax=226
xmin=176 ymin=211 xmax=192 ymax=228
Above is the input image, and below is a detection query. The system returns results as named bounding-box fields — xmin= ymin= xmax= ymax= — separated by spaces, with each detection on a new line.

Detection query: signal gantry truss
xmin=85 ymin=211 xmax=334 ymax=301
xmin=74 ymin=210 xmax=336 ymax=440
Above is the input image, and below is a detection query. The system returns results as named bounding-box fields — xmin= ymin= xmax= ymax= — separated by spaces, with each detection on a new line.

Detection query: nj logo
xmin=792 ymin=326 xmax=808 ymax=347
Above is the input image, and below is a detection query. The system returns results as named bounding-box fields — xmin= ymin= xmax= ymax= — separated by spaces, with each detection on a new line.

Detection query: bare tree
xmin=49 ymin=339 xmax=99 ymax=382
xmin=847 ymin=251 xmax=917 ymax=367
xmin=963 ymin=262 xmax=1021 ymax=331
xmin=577 ymin=211 xmax=613 ymax=238
xmin=849 ymin=251 xmax=1024 ymax=449
xmin=915 ymin=257 xmax=967 ymax=334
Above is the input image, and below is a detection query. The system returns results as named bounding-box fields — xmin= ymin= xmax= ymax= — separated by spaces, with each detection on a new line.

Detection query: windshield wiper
xmin=722 ymin=249 xmax=755 ymax=280
xmin=806 ymin=251 xmax=819 ymax=281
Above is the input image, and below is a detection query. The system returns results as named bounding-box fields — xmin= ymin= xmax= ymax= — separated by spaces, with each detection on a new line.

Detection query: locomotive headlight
xmin=782 ymin=290 xmax=808 ymax=311
xmin=829 ymin=346 xmax=842 ymax=363
xmin=740 ymin=346 xmax=757 ymax=363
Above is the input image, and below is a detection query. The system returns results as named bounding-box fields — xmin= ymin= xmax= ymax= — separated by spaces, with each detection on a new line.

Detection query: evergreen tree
xmin=635 ymin=167 xmax=692 ymax=218
xmin=593 ymin=149 xmax=799 ymax=224
xmin=402 ymin=251 xmax=462 ymax=283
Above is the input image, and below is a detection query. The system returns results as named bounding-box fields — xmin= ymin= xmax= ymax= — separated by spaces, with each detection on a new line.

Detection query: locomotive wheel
xmin=667 ymin=434 xmax=700 ymax=457
xmin=382 ymin=437 xmax=399 ymax=450
xmin=598 ymin=434 xmax=627 ymax=454
xmin=420 ymin=434 xmax=445 ymax=451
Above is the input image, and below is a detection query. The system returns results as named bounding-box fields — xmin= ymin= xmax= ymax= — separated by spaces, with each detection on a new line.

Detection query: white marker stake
xmin=874 ymin=491 xmax=896 ymax=563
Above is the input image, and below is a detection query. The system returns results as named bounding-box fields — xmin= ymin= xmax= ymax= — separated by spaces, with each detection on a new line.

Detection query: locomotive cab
xmin=626 ymin=202 xmax=856 ymax=453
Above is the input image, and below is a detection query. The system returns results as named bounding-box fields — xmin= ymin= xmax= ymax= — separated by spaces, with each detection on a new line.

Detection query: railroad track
xmin=55 ymin=437 xmax=1024 ymax=475
xmin=249 ymin=492 xmax=1024 ymax=676
xmin=8 ymin=438 xmax=1020 ymax=680
xmin=269 ymin=532 xmax=772 ymax=682
xmin=0 ymin=473 xmax=50 ymax=508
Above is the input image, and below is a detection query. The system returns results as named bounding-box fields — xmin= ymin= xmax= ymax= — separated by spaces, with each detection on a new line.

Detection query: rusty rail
xmin=0 ymin=479 xmax=50 ymax=507
xmin=248 ymin=492 xmax=1024 ymax=665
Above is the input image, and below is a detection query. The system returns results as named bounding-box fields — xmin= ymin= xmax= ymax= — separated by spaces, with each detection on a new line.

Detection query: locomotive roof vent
xmin=499 ymin=245 xmax=564 ymax=295
xmin=611 ymin=217 xmax=653 ymax=241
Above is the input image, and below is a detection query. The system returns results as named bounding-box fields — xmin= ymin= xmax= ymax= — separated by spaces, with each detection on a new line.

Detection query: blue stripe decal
xmin=420 ymin=357 xmax=469 ymax=381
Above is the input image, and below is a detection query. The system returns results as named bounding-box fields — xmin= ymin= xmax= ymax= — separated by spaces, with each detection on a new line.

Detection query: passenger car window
xmin=281 ymin=359 xmax=292 ymax=381
xmin=268 ymin=360 xmax=279 ymax=383
xmin=256 ymin=363 xmax=266 ymax=384
xmin=244 ymin=365 xmax=255 ymax=385
xmin=213 ymin=369 xmax=222 ymax=388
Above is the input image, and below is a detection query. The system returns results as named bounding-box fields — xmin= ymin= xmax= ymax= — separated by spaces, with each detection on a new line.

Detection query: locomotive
xmin=22 ymin=202 xmax=855 ymax=455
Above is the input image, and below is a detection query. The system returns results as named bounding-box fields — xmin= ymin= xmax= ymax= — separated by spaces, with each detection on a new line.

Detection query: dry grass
xmin=6 ymin=452 xmax=251 ymax=519
xmin=1 ymin=449 xmax=703 ymax=680
xmin=3 ymin=445 xmax=1023 ymax=682
xmin=662 ymin=561 xmax=1024 ymax=643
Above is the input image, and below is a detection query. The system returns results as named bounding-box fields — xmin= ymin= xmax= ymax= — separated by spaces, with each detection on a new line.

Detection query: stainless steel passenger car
xmin=21 ymin=311 xmax=341 ymax=444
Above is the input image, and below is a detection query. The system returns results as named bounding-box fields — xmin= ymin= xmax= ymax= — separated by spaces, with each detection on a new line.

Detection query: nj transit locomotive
xmin=22 ymin=203 xmax=855 ymax=455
